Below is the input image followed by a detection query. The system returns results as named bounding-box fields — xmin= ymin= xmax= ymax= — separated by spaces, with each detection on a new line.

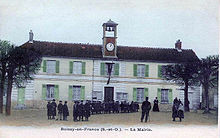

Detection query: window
xmin=100 ymin=63 xmax=119 ymax=76
xmin=46 ymin=85 xmax=55 ymax=100
xmin=72 ymin=86 xmax=81 ymax=101
xmin=158 ymin=65 xmax=166 ymax=78
xmin=47 ymin=60 xmax=56 ymax=73
xmin=133 ymin=64 xmax=149 ymax=77
xmin=105 ymin=64 xmax=115 ymax=75
xmin=116 ymin=92 xmax=128 ymax=101
xmin=69 ymin=61 xmax=86 ymax=74
xmin=92 ymin=91 xmax=103 ymax=101
xmin=137 ymin=64 xmax=145 ymax=77
xmin=161 ymin=89 xmax=169 ymax=103
xmin=137 ymin=88 xmax=144 ymax=102
xmin=73 ymin=61 xmax=82 ymax=74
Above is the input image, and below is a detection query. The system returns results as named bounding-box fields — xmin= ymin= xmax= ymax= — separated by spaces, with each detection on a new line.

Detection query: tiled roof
xmin=21 ymin=40 xmax=199 ymax=63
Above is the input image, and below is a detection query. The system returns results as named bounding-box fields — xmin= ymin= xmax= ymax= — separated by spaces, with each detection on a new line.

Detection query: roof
xmin=102 ymin=19 xmax=118 ymax=26
xmin=21 ymin=40 xmax=199 ymax=63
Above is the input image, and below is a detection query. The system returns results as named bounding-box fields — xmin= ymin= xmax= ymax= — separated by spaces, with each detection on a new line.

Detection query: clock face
xmin=106 ymin=43 xmax=115 ymax=51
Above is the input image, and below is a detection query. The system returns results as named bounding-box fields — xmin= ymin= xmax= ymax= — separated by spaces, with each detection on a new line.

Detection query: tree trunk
xmin=6 ymin=74 xmax=13 ymax=116
xmin=203 ymin=83 xmax=210 ymax=113
xmin=0 ymin=75 xmax=5 ymax=114
xmin=0 ymin=64 xmax=6 ymax=114
xmin=184 ymin=80 xmax=190 ymax=112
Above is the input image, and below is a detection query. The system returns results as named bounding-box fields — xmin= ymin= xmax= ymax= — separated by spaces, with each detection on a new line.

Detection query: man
xmin=51 ymin=99 xmax=57 ymax=119
xmin=63 ymin=101 xmax=69 ymax=121
xmin=78 ymin=100 xmax=84 ymax=121
xmin=141 ymin=97 xmax=151 ymax=122
xmin=73 ymin=101 xmax=79 ymax=122
xmin=172 ymin=98 xmax=179 ymax=121
xmin=47 ymin=101 xmax=52 ymax=120
xmin=84 ymin=100 xmax=91 ymax=121
xmin=57 ymin=100 xmax=63 ymax=120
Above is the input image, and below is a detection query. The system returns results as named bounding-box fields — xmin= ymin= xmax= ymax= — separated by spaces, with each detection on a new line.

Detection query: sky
xmin=0 ymin=0 xmax=219 ymax=58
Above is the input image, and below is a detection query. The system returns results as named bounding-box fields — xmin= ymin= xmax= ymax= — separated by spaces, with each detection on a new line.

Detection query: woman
xmin=152 ymin=97 xmax=159 ymax=112
xmin=178 ymin=100 xmax=184 ymax=122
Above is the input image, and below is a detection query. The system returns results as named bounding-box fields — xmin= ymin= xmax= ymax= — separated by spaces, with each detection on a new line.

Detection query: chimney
xmin=175 ymin=39 xmax=182 ymax=50
xmin=29 ymin=30 xmax=34 ymax=43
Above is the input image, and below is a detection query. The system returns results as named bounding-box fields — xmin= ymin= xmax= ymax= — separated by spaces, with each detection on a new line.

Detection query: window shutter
xmin=81 ymin=86 xmax=85 ymax=100
xmin=56 ymin=60 xmax=59 ymax=73
xmin=43 ymin=60 xmax=47 ymax=72
xmin=157 ymin=88 xmax=161 ymax=103
xmin=69 ymin=61 xmax=73 ymax=74
xmin=82 ymin=62 xmax=86 ymax=74
xmin=133 ymin=88 xmax=137 ymax=102
xmin=114 ymin=63 xmax=119 ymax=76
xmin=100 ymin=63 xmax=105 ymax=75
xmin=54 ymin=85 xmax=59 ymax=100
xmin=158 ymin=65 xmax=162 ymax=78
xmin=169 ymin=89 xmax=173 ymax=104
xmin=144 ymin=88 xmax=148 ymax=99
xmin=133 ymin=64 xmax=137 ymax=76
xmin=42 ymin=84 xmax=46 ymax=100
xmin=68 ymin=85 xmax=73 ymax=101
xmin=145 ymin=65 xmax=149 ymax=77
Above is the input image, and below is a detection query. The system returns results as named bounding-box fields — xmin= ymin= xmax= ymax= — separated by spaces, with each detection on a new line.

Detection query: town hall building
xmin=10 ymin=20 xmax=200 ymax=110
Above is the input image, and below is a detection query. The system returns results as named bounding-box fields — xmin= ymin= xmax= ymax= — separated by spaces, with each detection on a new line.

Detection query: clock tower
xmin=102 ymin=19 xmax=118 ymax=58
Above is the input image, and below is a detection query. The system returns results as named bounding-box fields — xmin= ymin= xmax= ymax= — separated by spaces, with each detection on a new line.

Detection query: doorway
xmin=104 ymin=87 xmax=114 ymax=102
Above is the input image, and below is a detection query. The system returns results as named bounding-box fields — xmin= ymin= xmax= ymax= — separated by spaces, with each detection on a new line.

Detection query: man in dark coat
xmin=84 ymin=100 xmax=91 ymax=121
xmin=78 ymin=101 xmax=84 ymax=121
xmin=47 ymin=101 xmax=52 ymax=120
xmin=141 ymin=97 xmax=151 ymax=122
xmin=51 ymin=99 xmax=57 ymax=119
xmin=152 ymin=97 xmax=159 ymax=112
xmin=63 ymin=101 xmax=69 ymax=121
xmin=73 ymin=101 xmax=79 ymax=122
xmin=172 ymin=98 xmax=179 ymax=121
xmin=57 ymin=100 xmax=63 ymax=120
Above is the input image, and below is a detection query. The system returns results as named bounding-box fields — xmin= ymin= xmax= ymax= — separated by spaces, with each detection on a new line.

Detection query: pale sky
xmin=0 ymin=0 xmax=219 ymax=58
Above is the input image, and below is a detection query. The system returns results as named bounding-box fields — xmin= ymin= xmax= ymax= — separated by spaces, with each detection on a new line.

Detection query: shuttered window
xmin=46 ymin=60 xmax=56 ymax=74
xmin=71 ymin=86 xmax=85 ymax=101
xmin=134 ymin=64 xmax=149 ymax=77
xmin=161 ymin=89 xmax=169 ymax=103
xmin=100 ymin=62 xmax=119 ymax=76
xmin=70 ymin=61 xmax=86 ymax=75
xmin=44 ymin=84 xmax=59 ymax=100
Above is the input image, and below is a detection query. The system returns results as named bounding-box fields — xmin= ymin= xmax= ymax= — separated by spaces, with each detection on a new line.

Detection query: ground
xmin=0 ymin=109 xmax=218 ymax=138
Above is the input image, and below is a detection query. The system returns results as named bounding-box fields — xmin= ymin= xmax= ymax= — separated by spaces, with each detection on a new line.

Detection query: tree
xmin=0 ymin=40 xmax=14 ymax=113
xmin=196 ymin=55 xmax=218 ymax=113
xmin=162 ymin=62 xmax=198 ymax=112
xmin=5 ymin=46 xmax=42 ymax=115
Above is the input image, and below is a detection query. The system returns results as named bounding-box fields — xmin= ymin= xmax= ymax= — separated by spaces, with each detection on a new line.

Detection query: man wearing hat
xmin=51 ymin=99 xmax=57 ymax=119
xmin=73 ymin=101 xmax=79 ymax=121
xmin=63 ymin=101 xmax=69 ymax=121
xmin=141 ymin=97 xmax=151 ymax=122
xmin=57 ymin=100 xmax=63 ymax=120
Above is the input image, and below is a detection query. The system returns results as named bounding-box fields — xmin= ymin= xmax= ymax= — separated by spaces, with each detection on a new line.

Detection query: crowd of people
xmin=46 ymin=97 xmax=184 ymax=122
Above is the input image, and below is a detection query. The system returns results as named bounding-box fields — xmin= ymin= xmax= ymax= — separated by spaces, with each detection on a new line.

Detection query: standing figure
xmin=178 ymin=99 xmax=184 ymax=122
xmin=47 ymin=101 xmax=52 ymax=120
xmin=172 ymin=97 xmax=179 ymax=121
xmin=51 ymin=99 xmax=57 ymax=119
xmin=63 ymin=101 xmax=69 ymax=121
xmin=78 ymin=101 xmax=84 ymax=121
xmin=152 ymin=97 xmax=160 ymax=112
xmin=141 ymin=97 xmax=151 ymax=122
xmin=57 ymin=101 xmax=63 ymax=120
xmin=73 ymin=101 xmax=79 ymax=122
xmin=84 ymin=100 xmax=91 ymax=121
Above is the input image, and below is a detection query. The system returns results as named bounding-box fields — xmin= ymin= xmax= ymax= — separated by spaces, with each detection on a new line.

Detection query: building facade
xmin=10 ymin=20 xmax=200 ymax=111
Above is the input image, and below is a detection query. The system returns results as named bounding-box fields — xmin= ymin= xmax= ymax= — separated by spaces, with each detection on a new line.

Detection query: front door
xmin=17 ymin=88 xmax=25 ymax=105
xmin=104 ymin=87 xmax=114 ymax=102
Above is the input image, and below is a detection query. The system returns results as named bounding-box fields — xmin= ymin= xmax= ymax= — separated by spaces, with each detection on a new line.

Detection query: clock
xmin=106 ymin=43 xmax=115 ymax=51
